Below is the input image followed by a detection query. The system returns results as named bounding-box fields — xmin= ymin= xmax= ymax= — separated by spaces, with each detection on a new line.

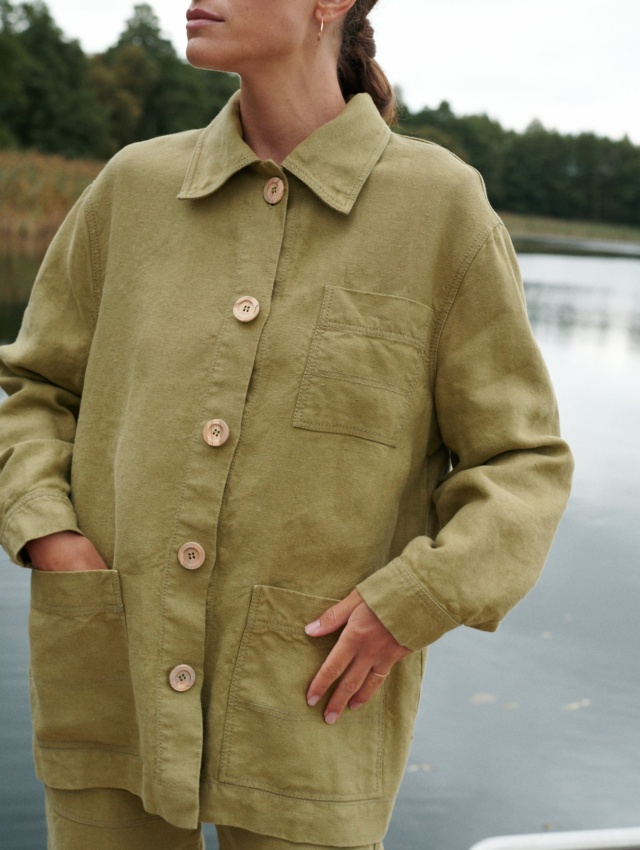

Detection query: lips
xmin=186 ymin=7 xmax=224 ymax=23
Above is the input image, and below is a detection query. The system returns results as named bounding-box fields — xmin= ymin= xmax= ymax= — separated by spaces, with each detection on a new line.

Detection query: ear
xmin=315 ymin=0 xmax=358 ymax=27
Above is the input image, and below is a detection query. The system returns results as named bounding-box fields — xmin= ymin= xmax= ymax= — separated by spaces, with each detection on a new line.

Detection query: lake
xmin=1 ymin=253 xmax=639 ymax=849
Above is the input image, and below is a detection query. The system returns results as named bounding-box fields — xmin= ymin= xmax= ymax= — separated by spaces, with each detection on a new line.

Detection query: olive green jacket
xmin=0 ymin=92 xmax=573 ymax=843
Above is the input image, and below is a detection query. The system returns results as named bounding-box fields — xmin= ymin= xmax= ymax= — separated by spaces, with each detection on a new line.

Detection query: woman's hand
xmin=305 ymin=588 xmax=411 ymax=724
xmin=25 ymin=531 xmax=108 ymax=572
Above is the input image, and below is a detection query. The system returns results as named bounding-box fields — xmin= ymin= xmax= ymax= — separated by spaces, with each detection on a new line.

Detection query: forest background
xmin=2 ymin=0 xmax=640 ymax=258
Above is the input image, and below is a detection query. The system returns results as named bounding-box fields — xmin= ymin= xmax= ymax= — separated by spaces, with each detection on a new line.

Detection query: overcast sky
xmin=43 ymin=0 xmax=639 ymax=143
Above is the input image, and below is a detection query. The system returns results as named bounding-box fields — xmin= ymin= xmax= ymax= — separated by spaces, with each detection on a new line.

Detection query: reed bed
xmin=0 ymin=150 xmax=104 ymax=258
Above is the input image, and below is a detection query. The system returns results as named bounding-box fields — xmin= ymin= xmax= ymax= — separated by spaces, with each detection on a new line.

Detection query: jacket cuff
xmin=1 ymin=491 xmax=81 ymax=567
xmin=356 ymin=557 xmax=460 ymax=652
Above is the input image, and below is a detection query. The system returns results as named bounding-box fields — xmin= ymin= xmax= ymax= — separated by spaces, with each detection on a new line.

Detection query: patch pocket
xmin=219 ymin=585 xmax=385 ymax=801
xmin=29 ymin=569 xmax=138 ymax=753
xmin=293 ymin=286 xmax=433 ymax=447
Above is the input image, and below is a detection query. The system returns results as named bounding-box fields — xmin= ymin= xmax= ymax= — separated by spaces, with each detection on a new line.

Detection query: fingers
xmin=348 ymin=668 xmax=391 ymax=711
xmin=309 ymin=655 xmax=391 ymax=725
xmin=304 ymin=588 xmax=363 ymax=637
xmin=305 ymin=620 xmax=400 ymax=722
xmin=322 ymin=660 xmax=375 ymax=725
xmin=305 ymin=591 xmax=412 ymax=723
xmin=306 ymin=632 xmax=354 ymax=709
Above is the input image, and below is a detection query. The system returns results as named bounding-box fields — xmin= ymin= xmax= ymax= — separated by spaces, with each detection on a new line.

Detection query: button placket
xmin=156 ymin=168 xmax=289 ymax=796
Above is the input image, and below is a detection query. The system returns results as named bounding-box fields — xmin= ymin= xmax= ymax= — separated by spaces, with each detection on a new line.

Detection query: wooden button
xmin=263 ymin=177 xmax=285 ymax=205
xmin=203 ymin=419 xmax=230 ymax=447
xmin=169 ymin=664 xmax=196 ymax=692
xmin=178 ymin=542 xmax=205 ymax=570
xmin=233 ymin=296 xmax=260 ymax=323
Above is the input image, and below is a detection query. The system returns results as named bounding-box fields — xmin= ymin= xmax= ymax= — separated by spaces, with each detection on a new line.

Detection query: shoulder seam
xmin=83 ymin=190 xmax=102 ymax=324
xmin=394 ymin=133 xmax=492 ymax=202
xmin=427 ymin=221 xmax=502 ymax=389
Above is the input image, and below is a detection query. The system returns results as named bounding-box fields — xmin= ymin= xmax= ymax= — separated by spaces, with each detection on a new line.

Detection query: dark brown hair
xmin=337 ymin=0 xmax=397 ymax=125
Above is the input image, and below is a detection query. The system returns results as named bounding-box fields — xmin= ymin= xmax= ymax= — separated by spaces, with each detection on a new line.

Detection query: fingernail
xmin=305 ymin=620 xmax=321 ymax=636
xmin=325 ymin=712 xmax=339 ymax=725
xmin=307 ymin=694 xmax=320 ymax=707
xmin=349 ymin=702 xmax=364 ymax=711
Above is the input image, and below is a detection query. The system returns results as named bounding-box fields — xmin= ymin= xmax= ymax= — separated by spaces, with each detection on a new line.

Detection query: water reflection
xmin=520 ymin=255 xmax=640 ymax=352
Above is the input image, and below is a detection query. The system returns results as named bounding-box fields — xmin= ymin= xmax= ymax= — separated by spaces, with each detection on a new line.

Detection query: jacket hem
xmin=200 ymin=777 xmax=392 ymax=846
xmin=34 ymin=744 xmax=143 ymax=798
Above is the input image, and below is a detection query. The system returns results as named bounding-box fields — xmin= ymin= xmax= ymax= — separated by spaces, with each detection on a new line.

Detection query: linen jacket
xmin=0 ymin=92 xmax=573 ymax=844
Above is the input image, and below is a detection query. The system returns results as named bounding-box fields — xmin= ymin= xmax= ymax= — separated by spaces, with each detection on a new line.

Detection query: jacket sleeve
xmin=356 ymin=222 xmax=574 ymax=651
xmin=0 ymin=186 xmax=99 ymax=566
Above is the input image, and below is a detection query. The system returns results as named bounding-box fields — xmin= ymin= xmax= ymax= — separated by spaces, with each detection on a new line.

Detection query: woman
xmin=0 ymin=1 xmax=573 ymax=848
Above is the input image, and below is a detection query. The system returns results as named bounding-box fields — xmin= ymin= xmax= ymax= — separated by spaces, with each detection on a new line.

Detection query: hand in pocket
xmin=305 ymin=589 xmax=411 ymax=723
xmin=26 ymin=530 xmax=108 ymax=571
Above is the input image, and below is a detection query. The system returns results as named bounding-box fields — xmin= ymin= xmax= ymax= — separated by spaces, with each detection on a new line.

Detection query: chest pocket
xmin=293 ymin=286 xmax=433 ymax=447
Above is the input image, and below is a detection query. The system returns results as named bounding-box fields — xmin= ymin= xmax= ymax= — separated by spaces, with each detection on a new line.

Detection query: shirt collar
xmin=177 ymin=90 xmax=391 ymax=215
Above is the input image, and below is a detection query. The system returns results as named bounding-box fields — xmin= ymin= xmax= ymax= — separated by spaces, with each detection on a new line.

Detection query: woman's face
xmin=186 ymin=0 xmax=319 ymax=75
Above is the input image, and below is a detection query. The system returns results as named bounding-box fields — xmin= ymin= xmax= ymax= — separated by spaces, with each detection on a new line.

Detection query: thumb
xmin=304 ymin=589 xmax=363 ymax=637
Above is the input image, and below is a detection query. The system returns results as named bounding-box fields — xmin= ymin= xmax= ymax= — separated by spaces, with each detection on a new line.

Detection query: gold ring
xmin=370 ymin=670 xmax=388 ymax=679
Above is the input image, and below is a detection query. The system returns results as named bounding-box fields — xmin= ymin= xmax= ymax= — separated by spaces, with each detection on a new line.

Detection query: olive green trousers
xmin=45 ymin=787 xmax=384 ymax=850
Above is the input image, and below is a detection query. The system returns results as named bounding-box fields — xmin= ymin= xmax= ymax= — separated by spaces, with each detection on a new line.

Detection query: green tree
xmin=115 ymin=3 xmax=176 ymax=59
xmin=398 ymin=101 xmax=470 ymax=161
xmin=1 ymin=1 xmax=109 ymax=157
xmin=593 ymin=136 xmax=640 ymax=225
xmin=90 ymin=43 xmax=161 ymax=154
xmin=0 ymin=1 xmax=30 ymax=147
xmin=1 ymin=2 xmax=238 ymax=159
xmin=99 ymin=4 xmax=238 ymax=144
xmin=454 ymin=113 xmax=508 ymax=206
xmin=501 ymin=122 xmax=568 ymax=217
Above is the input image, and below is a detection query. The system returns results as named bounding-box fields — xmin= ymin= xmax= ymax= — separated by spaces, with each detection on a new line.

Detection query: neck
xmin=238 ymin=61 xmax=347 ymax=164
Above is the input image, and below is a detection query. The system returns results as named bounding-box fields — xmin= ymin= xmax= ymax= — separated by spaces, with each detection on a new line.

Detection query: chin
xmin=186 ymin=38 xmax=233 ymax=73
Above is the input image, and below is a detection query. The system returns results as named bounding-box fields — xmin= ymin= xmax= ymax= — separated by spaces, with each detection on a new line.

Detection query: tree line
xmin=0 ymin=1 xmax=238 ymax=159
xmin=400 ymin=106 xmax=640 ymax=226
xmin=2 ymin=1 xmax=639 ymax=227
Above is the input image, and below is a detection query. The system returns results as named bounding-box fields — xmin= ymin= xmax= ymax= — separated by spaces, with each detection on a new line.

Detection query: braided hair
xmin=338 ymin=0 xmax=397 ymax=125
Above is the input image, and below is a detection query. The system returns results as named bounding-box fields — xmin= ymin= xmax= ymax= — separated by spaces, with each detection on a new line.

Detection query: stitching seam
xmin=83 ymin=193 xmax=102 ymax=322
xmin=1 ymin=491 xmax=74 ymax=539
xmin=323 ymin=321 xmax=425 ymax=346
xmin=398 ymin=563 xmax=460 ymax=628
xmin=427 ymin=222 xmax=500 ymax=391
xmin=310 ymin=370 xmax=408 ymax=395
xmin=287 ymin=125 xmax=389 ymax=210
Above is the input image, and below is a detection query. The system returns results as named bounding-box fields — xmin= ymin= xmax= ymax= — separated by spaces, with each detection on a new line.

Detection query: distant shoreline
xmin=1 ymin=151 xmax=639 ymax=263
xmin=499 ymin=211 xmax=640 ymax=259
xmin=511 ymin=234 xmax=640 ymax=259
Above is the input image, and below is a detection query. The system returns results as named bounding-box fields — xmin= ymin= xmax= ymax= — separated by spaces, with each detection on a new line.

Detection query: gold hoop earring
xmin=317 ymin=14 xmax=324 ymax=45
